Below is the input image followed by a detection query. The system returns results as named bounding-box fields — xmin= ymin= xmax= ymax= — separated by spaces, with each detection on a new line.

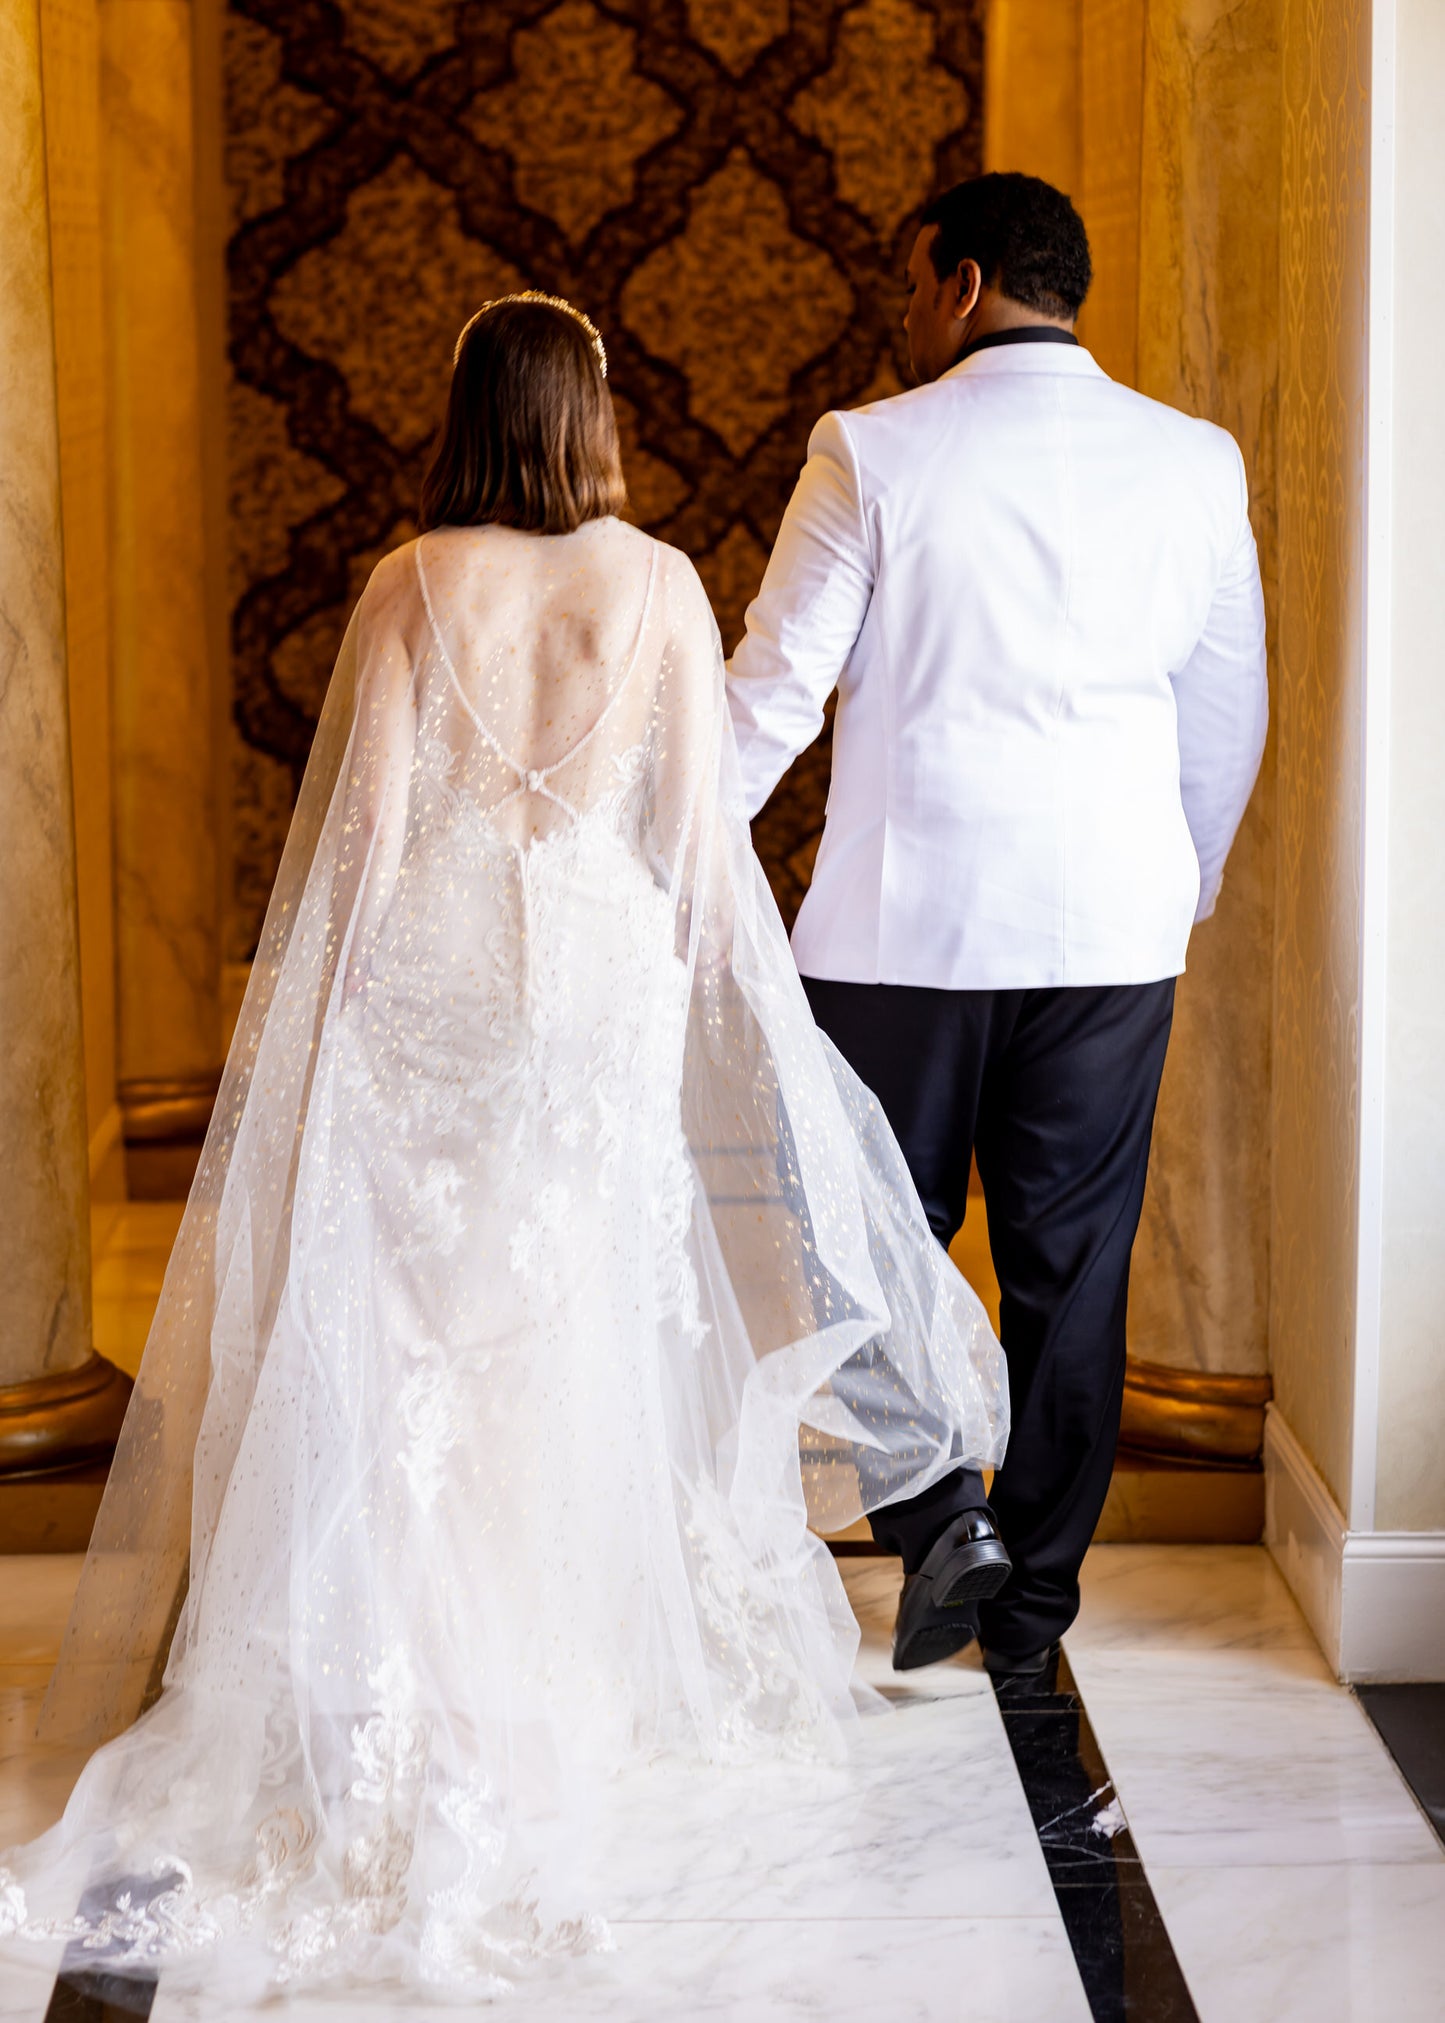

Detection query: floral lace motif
xmin=683 ymin=1482 xmax=841 ymax=1766
xmin=0 ymin=1650 xmax=611 ymax=1993
xmin=0 ymin=1857 xmax=228 ymax=1965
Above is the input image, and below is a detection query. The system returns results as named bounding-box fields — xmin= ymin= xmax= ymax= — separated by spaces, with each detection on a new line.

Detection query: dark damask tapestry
xmin=224 ymin=0 xmax=985 ymax=959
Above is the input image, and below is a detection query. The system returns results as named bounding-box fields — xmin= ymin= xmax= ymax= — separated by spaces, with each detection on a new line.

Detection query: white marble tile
xmin=1066 ymin=1644 xmax=1442 ymax=1868
xmin=598 ymin=1690 xmax=1057 ymax=1921
xmin=1071 ymin=1543 xmax=1322 ymax=1656
xmin=0 ymin=1547 xmax=1068 ymax=2009
xmin=148 ymin=1916 xmax=1091 ymax=2023
xmin=0 ymin=1557 xmax=84 ymax=1669
xmin=460 ymin=1556 xmax=1054 ymax=1925
xmin=1149 ymin=1862 xmax=1445 ymax=2023
xmin=0 ymin=1942 xmax=66 ymax=2023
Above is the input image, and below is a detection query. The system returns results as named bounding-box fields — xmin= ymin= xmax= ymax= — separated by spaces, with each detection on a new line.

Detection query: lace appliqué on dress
xmin=682 ymin=1483 xmax=842 ymax=1766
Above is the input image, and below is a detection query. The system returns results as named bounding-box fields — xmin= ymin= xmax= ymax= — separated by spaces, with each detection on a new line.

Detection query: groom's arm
xmin=726 ymin=410 xmax=875 ymax=819
xmin=1172 ymin=443 xmax=1269 ymax=922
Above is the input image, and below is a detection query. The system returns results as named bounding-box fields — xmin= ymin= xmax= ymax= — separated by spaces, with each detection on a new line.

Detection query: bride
xmin=1 ymin=294 xmax=1007 ymax=1999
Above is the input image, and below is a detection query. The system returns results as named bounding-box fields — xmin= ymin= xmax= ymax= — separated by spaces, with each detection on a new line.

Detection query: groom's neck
xmin=961 ymin=287 xmax=1076 ymax=349
xmin=927 ymin=289 xmax=1077 ymax=381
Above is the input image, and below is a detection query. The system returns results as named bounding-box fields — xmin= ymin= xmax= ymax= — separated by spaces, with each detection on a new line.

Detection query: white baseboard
xmin=1265 ymin=1404 xmax=1445 ymax=1681
xmin=1340 ymin=1533 xmax=1445 ymax=1681
xmin=1264 ymin=1405 xmax=1346 ymax=1664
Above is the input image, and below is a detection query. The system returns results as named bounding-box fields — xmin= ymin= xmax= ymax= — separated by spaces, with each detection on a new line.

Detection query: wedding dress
xmin=1 ymin=519 xmax=1007 ymax=1999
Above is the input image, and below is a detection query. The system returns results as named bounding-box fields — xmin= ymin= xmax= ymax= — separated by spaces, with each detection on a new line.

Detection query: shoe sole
xmin=933 ymin=1541 xmax=1012 ymax=1610
xmin=892 ymin=1620 xmax=978 ymax=1672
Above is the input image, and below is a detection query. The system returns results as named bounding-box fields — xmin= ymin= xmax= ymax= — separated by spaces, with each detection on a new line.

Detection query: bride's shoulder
xmin=624 ymin=527 xmax=711 ymax=614
xmin=356 ymin=539 xmax=420 ymax=611
xmin=345 ymin=542 xmax=434 ymax=669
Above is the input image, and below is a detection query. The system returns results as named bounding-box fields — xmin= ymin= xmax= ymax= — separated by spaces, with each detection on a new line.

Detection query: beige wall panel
xmin=101 ymin=0 xmax=221 ymax=1093
xmin=1270 ymin=0 xmax=1370 ymax=1515
xmin=984 ymin=0 xmax=1081 ymax=193
xmin=39 ymin=0 xmax=117 ymax=1155
xmin=1077 ymin=0 xmax=1145 ymax=384
xmin=1126 ymin=0 xmax=1282 ymax=1378
xmin=1377 ymin=0 xmax=1445 ymax=1532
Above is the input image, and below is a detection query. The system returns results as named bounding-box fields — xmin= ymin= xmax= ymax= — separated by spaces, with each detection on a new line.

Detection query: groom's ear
xmin=951 ymin=258 xmax=984 ymax=322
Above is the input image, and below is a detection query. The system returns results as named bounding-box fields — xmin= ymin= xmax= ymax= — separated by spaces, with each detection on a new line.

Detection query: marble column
xmin=101 ymin=0 xmax=223 ymax=1195
xmin=40 ymin=0 xmax=123 ymax=1203
xmin=0 ymin=0 xmax=129 ymax=1545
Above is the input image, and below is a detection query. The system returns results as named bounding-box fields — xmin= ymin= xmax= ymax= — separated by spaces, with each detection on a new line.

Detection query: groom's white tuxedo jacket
xmin=726 ymin=340 xmax=1268 ymax=990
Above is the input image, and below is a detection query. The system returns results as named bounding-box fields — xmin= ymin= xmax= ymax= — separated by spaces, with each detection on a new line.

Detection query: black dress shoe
xmin=892 ymin=1510 xmax=1013 ymax=1672
xmin=981 ymin=1640 xmax=1057 ymax=1679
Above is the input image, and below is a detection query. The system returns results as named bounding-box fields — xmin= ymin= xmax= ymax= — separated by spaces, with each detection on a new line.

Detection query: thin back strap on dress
xmin=413 ymin=532 xmax=658 ymax=787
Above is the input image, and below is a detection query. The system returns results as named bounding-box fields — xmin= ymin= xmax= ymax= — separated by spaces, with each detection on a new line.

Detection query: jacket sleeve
xmin=726 ymin=410 xmax=875 ymax=819
xmin=1172 ymin=441 xmax=1269 ymax=922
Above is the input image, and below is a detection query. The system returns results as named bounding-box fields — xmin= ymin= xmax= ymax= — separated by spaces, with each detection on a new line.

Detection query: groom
xmin=726 ymin=173 xmax=1267 ymax=1676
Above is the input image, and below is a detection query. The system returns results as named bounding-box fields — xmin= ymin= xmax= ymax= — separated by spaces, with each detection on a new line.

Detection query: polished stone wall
xmin=102 ymin=0 xmax=224 ymax=1116
xmin=982 ymin=0 xmax=1079 ymax=190
xmin=1049 ymin=0 xmax=1281 ymax=1382
xmin=38 ymin=0 xmax=118 ymax=1174
xmin=222 ymin=0 xmax=986 ymax=958
xmin=1076 ymin=0 xmax=1144 ymax=386
xmin=1269 ymin=0 xmax=1369 ymax=1511
xmin=1126 ymin=0 xmax=1281 ymax=1382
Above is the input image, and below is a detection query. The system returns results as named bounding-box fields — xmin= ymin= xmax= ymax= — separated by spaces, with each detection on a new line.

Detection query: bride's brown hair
xmin=419 ymin=297 xmax=627 ymax=534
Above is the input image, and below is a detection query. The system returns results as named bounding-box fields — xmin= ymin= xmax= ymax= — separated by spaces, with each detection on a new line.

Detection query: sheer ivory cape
xmin=8 ymin=520 xmax=1006 ymax=1995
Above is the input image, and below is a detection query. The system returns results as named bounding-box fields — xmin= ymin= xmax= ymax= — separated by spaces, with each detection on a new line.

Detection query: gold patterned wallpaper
xmin=1270 ymin=0 xmax=1369 ymax=1513
xmin=223 ymin=0 xmax=986 ymax=958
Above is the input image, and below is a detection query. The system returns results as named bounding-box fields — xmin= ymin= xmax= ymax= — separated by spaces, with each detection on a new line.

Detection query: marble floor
xmin=2 ymin=1207 xmax=1441 ymax=2017
xmin=2 ymin=1545 xmax=1443 ymax=2021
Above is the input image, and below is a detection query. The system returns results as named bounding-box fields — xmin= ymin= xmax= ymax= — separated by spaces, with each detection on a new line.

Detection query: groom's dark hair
xmin=921 ymin=173 xmax=1092 ymax=321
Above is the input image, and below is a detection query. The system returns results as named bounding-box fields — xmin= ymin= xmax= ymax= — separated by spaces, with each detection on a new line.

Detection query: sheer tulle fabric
xmin=2 ymin=520 xmax=1006 ymax=1997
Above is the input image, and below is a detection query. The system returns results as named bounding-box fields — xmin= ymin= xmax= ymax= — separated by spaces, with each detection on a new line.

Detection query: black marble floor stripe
xmin=1357 ymin=1683 xmax=1445 ymax=1848
xmin=42 ymin=1965 xmax=157 ymax=2022
xmin=41 ymin=1873 xmax=167 ymax=2021
xmin=991 ymin=1648 xmax=1200 ymax=2023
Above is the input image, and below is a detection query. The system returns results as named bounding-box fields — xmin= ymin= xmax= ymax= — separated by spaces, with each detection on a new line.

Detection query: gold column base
xmin=119 ymin=1071 xmax=219 ymax=1199
xmin=0 ymin=1352 xmax=133 ymax=1552
xmin=1106 ymin=1357 xmax=1273 ymax=1543
xmin=1119 ymin=1356 xmax=1272 ymax=1466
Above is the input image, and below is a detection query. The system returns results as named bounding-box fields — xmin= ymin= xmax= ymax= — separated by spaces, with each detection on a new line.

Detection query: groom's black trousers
xmin=802 ymin=974 xmax=1176 ymax=1658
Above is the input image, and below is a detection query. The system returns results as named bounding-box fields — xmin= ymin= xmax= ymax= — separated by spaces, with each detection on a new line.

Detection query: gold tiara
xmin=453 ymin=291 xmax=608 ymax=377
